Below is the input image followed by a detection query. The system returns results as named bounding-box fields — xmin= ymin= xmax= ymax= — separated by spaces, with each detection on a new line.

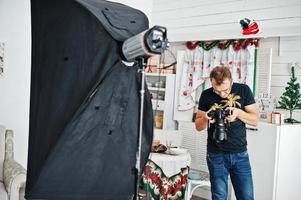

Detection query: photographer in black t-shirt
xmin=195 ymin=66 xmax=259 ymax=200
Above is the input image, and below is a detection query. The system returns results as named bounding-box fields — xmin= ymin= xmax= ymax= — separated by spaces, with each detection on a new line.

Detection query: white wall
xmin=263 ymin=37 xmax=301 ymax=97
xmin=152 ymin=0 xmax=301 ymax=41
xmin=260 ymin=36 xmax=301 ymax=120
xmin=0 ymin=0 xmax=31 ymax=168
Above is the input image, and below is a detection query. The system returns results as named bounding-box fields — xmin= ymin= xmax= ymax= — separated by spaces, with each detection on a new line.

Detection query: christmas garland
xmin=218 ymin=40 xmax=233 ymax=49
xmin=200 ymin=40 xmax=220 ymax=51
xmin=185 ymin=38 xmax=260 ymax=51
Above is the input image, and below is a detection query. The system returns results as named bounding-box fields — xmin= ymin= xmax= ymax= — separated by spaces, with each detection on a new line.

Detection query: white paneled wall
xmin=260 ymin=36 xmax=301 ymax=120
xmin=261 ymin=37 xmax=301 ymax=95
xmin=152 ymin=0 xmax=301 ymax=41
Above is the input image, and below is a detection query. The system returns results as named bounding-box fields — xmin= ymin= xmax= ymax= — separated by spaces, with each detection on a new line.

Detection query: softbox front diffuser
xmin=26 ymin=0 xmax=153 ymax=199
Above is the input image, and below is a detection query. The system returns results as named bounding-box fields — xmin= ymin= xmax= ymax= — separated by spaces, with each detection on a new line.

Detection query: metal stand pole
xmin=135 ymin=57 xmax=147 ymax=200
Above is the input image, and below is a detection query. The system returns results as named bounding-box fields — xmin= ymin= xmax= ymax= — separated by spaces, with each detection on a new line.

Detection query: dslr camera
xmin=207 ymin=108 xmax=231 ymax=143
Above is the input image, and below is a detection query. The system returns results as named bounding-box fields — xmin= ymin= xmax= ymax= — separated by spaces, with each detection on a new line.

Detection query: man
xmin=195 ymin=66 xmax=259 ymax=200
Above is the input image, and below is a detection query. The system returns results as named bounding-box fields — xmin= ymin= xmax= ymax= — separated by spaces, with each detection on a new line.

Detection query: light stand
xmin=121 ymin=25 xmax=168 ymax=200
xmin=135 ymin=57 xmax=147 ymax=200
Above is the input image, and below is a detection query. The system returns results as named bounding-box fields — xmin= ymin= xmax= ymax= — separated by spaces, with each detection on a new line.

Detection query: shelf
xmin=148 ymin=87 xmax=165 ymax=92
xmin=146 ymin=72 xmax=176 ymax=130
xmin=145 ymin=73 xmax=168 ymax=77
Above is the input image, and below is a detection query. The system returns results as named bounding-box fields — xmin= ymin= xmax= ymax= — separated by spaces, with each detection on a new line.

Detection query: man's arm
xmin=195 ymin=110 xmax=215 ymax=131
xmin=226 ymin=103 xmax=259 ymax=126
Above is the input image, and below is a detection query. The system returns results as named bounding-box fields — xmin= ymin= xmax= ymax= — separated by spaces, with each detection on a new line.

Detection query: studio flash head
xmin=122 ymin=26 xmax=168 ymax=62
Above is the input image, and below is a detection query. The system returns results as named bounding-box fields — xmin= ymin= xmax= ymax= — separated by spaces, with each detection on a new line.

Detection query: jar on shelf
xmin=154 ymin=112 xmax=163 ymax=129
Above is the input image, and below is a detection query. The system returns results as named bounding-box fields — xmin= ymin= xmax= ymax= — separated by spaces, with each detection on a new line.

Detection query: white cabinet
xmin=146 ymin=73 xmax=176 ymax=130
xmin=179 ymin=121 xmax=301 ymax=200
xmin=230 ymin=122 xmax=301 ymax=200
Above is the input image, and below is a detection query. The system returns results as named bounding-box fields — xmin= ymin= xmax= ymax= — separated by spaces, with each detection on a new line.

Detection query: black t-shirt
xmin=198 ymin=83 xmax=255 ymax=153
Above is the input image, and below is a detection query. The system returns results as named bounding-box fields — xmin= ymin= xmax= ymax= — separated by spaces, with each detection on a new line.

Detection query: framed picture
xmin=0 ymin=42 xmax=4 ymax=76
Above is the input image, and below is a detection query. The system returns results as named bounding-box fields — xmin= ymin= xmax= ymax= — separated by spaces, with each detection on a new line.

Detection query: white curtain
xmin=178 ymin=45 xmax=256 ymax=111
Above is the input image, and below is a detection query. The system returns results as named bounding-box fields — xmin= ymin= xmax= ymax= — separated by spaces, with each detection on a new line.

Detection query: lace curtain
xmin=178 ymin=39 xmax=259 ymax=111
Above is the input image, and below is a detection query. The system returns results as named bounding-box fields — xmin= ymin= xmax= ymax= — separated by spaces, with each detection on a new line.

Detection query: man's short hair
xmin=210 ymin=66 xmax=232 ymax=85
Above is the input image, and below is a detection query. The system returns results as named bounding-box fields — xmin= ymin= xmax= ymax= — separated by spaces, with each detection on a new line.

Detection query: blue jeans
xmin=207 ymin=151 xmax=254 ymax=200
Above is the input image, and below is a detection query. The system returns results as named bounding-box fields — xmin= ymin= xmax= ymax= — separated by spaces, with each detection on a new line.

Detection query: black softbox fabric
xmin=26 ymin=0 xmax=153 ymax=199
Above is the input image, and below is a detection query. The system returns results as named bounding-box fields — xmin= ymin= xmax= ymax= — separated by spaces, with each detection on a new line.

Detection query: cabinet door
xmin=275 ymin=125 xmax=301 ymax=200
xmin=248 ymin=123 xmax=279 ymax=200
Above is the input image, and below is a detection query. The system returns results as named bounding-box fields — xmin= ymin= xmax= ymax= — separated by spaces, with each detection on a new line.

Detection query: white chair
xmin=185 ymin=171 xmax=211 ymax=200
xmin=0 ymin=125 xmax=26 ymax=200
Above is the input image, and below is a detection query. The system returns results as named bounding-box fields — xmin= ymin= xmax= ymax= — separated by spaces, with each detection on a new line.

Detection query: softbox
xmin=26 ymin=0 xmax=153 ymax=199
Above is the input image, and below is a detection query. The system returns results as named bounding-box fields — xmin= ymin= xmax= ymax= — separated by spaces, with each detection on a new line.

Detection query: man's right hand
xmin=195 ymin=110 xmax=215 ymax=131
xmin=206 ymin=110 xmax=216 ymax=124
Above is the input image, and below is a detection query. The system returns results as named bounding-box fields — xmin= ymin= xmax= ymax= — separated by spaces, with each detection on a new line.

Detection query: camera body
xmin=208 ymin=108 xmax=231 ymax=143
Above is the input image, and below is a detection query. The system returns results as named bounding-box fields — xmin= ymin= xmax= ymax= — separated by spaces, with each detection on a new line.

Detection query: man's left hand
xmin=225 ymin=107 xmax=242 ymax=123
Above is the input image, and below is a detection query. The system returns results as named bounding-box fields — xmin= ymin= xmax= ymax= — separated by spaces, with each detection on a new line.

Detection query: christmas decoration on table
xmin=278 ymin=65 xmax=301 ymax=123
xmin=240 ymin=18 xmax=259 ymax=35
xmin=270 ymin=112 xmax=284 ymax=125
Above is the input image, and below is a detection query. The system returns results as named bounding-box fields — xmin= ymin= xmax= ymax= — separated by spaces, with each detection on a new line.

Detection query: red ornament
xmin=233 ymin=40 xmax=242 ymax=51
xmin=242 ymin=39 xmax=252 ymax=49
xmin=186 ymin=41 xmax=200 ymax=50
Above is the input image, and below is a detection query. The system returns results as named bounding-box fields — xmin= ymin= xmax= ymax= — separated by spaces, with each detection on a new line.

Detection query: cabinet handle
xmin=246 ymin=127 xmax=258 ymax=131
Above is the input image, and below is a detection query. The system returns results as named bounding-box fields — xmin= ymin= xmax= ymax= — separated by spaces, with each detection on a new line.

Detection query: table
xmin=149 ymin=149 xmax=191 ymax=177
xmin=142 ymin=148 xmax=191 ymax=200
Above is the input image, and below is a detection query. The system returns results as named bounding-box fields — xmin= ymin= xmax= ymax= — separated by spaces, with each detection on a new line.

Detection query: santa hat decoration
xmin=240 ymin=18 xmax=259 ymax=35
